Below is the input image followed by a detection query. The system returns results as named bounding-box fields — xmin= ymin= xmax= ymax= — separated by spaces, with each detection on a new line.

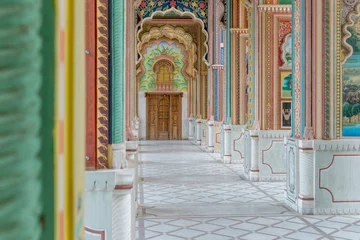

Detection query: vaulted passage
xmin=136 ymin=141 xmax=360 ymax=239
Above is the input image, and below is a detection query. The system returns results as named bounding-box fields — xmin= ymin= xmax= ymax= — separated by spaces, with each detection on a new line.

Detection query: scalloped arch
xmin=137 ymin=8 xmax=209 ymax=66
xmin=137 ymin=25 xmax=197 ymax=65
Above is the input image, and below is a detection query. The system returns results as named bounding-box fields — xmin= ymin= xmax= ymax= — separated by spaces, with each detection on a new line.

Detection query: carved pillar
xmin=297 ymin=140 xmax=314 ymax=214
xmin=249 ymin=131 xmax=259 ymax=180
xmin=196 ymin=118 xmax=202 ymax=145
xmin=208 ymin=120 xmax=215 ymax=152
xmin=223 ymin=124 xmax=232 ymax=163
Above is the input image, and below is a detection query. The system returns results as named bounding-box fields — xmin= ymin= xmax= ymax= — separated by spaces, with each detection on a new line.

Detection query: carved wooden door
xmin=157 ymin=95 xmax=170 ymax=140
xmin=170 ymin=95 xmax=181 ymax=140
xmin=146 ymin=93 xmax=182 ymax=140
xmin=147 ymin=95 xmax=157 ymax=140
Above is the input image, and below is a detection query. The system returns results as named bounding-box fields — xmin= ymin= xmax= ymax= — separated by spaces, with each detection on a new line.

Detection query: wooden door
xmin=146 ymin=93 xmax=182 ymax=140
xmin=157 ymin=95 xmax=170 ymax=140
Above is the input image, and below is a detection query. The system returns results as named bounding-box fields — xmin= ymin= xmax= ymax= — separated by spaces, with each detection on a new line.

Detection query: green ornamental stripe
xmin=112 ymin=0 xmax=125 ymax=144
xmin=0 ymin=1 xmax=42 ymax=239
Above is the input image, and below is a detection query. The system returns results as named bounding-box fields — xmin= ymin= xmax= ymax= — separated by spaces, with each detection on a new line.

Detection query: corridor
xmin=136 ymin=141 xmax=360 ymax=240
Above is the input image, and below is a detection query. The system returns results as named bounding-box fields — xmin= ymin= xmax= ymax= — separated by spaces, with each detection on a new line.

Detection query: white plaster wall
xmin=231 ymin=125 xmax=247 ymax=164
xmin=182 ymin=92 xmax=189 ymax=139
xmin=314 ymin=140 xmax=360 ymax=213
xmin=138 ymin=91 xmax=189 ymax=140
xmin=258 ymin=130 xmax=290 ymax=181
xmin=138 ymin=92 xmax=146 ymax=140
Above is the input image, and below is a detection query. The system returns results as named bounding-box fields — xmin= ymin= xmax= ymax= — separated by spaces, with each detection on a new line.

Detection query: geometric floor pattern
xmin=136 ymin=140 xmax=360 ymax=240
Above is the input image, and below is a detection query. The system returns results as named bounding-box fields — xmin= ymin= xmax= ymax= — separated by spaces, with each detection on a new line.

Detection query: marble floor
xmin=136 ymin=140 xmax=360 ymax=240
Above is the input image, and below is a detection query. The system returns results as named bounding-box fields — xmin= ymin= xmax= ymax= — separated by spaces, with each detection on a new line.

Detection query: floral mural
xmin=140 ymin=41 xmax=188 ymax=92
xmin=136 ymin=0 xmax=208 ymax=29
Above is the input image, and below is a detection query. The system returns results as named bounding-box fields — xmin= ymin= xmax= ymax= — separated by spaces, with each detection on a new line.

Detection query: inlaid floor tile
xmin=136 ymin=140 xmax=360 ymax=240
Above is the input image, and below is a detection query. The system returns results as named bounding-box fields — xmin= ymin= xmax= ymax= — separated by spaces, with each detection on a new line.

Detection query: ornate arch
xmin=137 ymin=8 xmax=209 ymax=65
xmin=137 ymin=25 xmax=197 ymax=65
xmin=136 ymin=38 xmax=194 ymax=92
xmin=153 ymin=58 xmax=175 ymax=72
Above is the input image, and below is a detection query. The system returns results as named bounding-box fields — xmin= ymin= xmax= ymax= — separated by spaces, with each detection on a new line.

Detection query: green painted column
xmin=226 ymin=0 xmax=232 ymax=123
xmin=111 ymin=0 xmax=125 ymax=144
xmin=0 ymin=0 xmax=42 ymax=239
xmin=40 ymin=0 xmax=55 ymax=239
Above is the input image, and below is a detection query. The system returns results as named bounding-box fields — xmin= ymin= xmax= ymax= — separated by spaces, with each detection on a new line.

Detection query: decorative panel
xmin=86 ymin=0 xmax=97 ymax=169
xmin=292 ymin=0 xmax=303 ymax=138
xmin=140 ymin=41 xmax=188 ymax=92
xmin=97 ymin=0 xmax=109 ymax=168
xmin=319 ymin=154 xmax=360 ymax=203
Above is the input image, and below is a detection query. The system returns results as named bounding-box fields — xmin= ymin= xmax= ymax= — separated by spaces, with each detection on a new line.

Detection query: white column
xmin=196 ymin=118 xmax=202 ymax=145
xmin=223 ymin=124 xmax=232 ymax=163
xmin=85 ymin=169 xmax=135 ymax=240
xmin=113 ymin=143 xmax=127 ymax=169
xmin=249 ymin=131 xmax=259 ymax=181
xmin=188 ymin=118 xmax=194 ymax=140
xmin=298 ymin=140 xmax=315 ymax=214
xmin=207 ymin=120 xmax=215 ymax=152
xmin=126 ymin=141 xmax=138 ymax=203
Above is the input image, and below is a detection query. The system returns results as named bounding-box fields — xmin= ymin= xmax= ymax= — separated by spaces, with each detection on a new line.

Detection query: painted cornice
xmin=230 ymin=28 xmax=249 ymax=35
xmin=257 ymin=4 xmax=292 ymax=13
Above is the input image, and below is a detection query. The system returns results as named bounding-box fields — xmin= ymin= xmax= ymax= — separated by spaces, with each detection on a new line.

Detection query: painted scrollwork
xmin=342 ymin=2 xmax=360 ymax=63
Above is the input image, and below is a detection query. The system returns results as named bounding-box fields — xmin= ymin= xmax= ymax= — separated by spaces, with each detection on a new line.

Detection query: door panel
xmin=157 ymin=96 xmax=170 ymax=140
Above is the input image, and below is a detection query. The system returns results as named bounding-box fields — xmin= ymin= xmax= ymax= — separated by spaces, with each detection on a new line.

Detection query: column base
xmin=297 ymin=196 xmax=315 ymax=215
xmin=196 ymin=140 xmax=201 ymax=145
xmin=85 ymin=169 xmax=135 ymax=240
xmin=207 ymin=146 xmax=214 ymax=153
xmin=244 ymin=170 xmax=259 ymax=181
xmin=285 ymin=138 xmax=360 ymax=215
xmin=223 ymin=155 xmax=231 ymax=164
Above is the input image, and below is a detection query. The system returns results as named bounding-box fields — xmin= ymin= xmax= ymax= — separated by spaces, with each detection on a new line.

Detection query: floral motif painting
xmin=137 ymin=0 xmax=208 ymax=29
xmin=342 ymin=11 xmax=360 ymax=136
xmin=140 ymin=41 xmax=188 ymax=92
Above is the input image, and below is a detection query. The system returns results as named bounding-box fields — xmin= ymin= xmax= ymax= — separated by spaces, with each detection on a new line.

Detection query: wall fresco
xmin=140 ymin=41 xmax=188 ymax=92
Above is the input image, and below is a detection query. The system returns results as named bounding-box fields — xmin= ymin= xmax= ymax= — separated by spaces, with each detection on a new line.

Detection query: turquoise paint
xmin=279 ymin=0 xmax=292 ymax=4
xmin=40 ymin=0 xmax=55 ymax=239
xmin=0 ymin=0 xmax=42 ymax=239
xmin=111 ymin=0 xmax=125 ymax=143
